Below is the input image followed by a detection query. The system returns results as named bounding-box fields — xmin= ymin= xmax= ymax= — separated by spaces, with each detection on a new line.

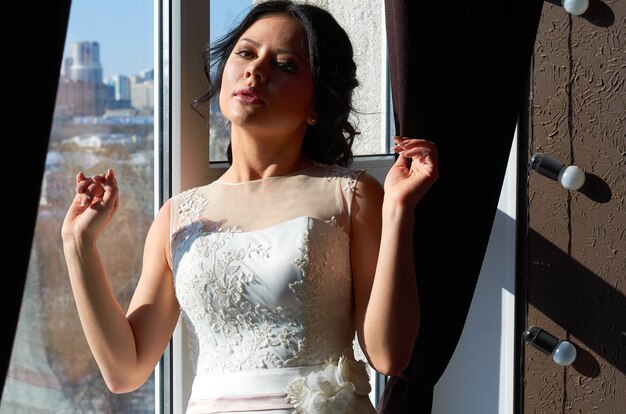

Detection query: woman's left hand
xmin=383 ymin=136 xmax=438 ymax=208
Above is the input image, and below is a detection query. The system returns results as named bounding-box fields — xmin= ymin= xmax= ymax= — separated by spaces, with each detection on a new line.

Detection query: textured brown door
xmin=521 ymin=1 xmax=626 ymax=412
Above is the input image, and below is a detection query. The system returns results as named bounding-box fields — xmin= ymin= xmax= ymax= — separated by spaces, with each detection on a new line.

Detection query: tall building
xmin=110 ymin=74 xmax=131 ymax=101
xmin=56 ymin=41 xmax=109 ymax=116
xmin=139 ymin=68 xmax=154 ymax=81
xmin=69 ymin=41 xmax=103 ymax=84
xmin=130 ymin=75 xmax=154 ymax=113
xmin=61 ymin=57 xmax=73 ymax=80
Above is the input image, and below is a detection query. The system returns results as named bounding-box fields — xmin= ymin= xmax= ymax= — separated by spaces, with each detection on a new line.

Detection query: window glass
xmin=208 ymin=0 xmax=391 ymax=163
xmin=209 ymin=0 xmax=252 ymax=162
xmin=1 ymin=1 xmax=155 ymax=413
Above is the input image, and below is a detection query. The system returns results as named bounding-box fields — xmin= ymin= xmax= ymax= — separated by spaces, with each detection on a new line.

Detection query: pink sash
xmin=186 ymin=366 xmax=323 ymax=414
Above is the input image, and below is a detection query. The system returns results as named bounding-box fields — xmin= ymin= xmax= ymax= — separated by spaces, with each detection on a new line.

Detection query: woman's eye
xmin=276 ymin=61 xmax=296 ymax=73
xmin=235 ymin=50 xmax=252 ymax=58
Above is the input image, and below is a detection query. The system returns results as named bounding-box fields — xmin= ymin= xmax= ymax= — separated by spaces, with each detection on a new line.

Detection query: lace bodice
xmin=170 ymin=163 xmax=364 ymax=376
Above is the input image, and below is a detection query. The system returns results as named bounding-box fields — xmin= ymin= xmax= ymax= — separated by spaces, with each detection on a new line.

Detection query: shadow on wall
xmin=524 ymin=0 xmax=622 ymax=381
xmin=526 ymin=224 xmax=625 ymax=377
xmin=577 ymin=172 xmax=612 ymax=204
xmin=543 ymin=0 xmax=615 ymax=27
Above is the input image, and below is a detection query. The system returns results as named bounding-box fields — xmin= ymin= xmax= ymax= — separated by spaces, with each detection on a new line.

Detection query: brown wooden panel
xmin=524 ymin=0 xmax=626 ymax=412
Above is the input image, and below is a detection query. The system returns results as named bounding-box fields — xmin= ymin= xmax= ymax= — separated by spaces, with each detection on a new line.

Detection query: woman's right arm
xmin=62 ymin=169 xmax=180 ymax=393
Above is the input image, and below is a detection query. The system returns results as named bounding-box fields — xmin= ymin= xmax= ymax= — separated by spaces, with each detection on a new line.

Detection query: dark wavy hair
xmin=191 ymin=0 xmax=359 ymax=167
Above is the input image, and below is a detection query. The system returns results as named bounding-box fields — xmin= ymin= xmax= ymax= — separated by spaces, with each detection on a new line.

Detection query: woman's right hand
xmin=61 ymin=168 xmax=119 ymax=246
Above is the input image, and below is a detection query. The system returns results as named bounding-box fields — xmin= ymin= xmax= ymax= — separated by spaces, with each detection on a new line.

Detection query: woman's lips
xmin=234 ymin=87 xmax=264 ymax=105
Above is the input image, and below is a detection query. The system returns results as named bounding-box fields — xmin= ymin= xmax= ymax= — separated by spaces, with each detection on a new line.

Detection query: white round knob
xmin=552 ymin=340 xmax=577 ymax=366
xmin=559 ymin=165 xmax=586 ymax=191
xmin=562 ymin=0 xmax=589 ymax=16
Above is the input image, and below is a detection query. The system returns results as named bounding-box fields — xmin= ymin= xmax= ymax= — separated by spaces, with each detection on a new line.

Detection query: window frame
xmin=161 ymin=1 xmax=393 ymax=412
xmin=155 ymin=1 xmax=171 ymax=412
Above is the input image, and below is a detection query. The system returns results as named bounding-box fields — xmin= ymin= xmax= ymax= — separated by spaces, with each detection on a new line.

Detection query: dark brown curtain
xmin=1 ymin=0 xmax=72 ymax=399
xmin=379 ymin=1 xmax=543 ymax=412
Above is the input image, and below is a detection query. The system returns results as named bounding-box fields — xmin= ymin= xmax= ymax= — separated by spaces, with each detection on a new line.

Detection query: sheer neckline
xmin=214 ymin=163 xmax=319 ymax=186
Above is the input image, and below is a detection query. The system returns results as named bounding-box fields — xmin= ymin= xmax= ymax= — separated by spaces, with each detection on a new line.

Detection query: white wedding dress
xmin=170 ymin=163 xmax=378 ymax=414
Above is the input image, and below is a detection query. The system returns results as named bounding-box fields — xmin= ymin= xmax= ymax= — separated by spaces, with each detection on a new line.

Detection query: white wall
xmin=432 ymin=133 xmax=518 ymax=414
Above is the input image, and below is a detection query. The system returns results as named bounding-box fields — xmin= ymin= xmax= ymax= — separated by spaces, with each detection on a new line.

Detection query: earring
xmin=307 ymin=117 xmax=317 ymax=125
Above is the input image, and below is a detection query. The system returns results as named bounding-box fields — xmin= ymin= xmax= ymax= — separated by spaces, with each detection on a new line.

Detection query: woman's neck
xmin=221 ymin=127 xmax=313 ymax=183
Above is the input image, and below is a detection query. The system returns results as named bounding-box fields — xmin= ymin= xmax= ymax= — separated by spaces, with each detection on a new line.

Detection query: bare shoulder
xmin=351 ymin=171 xmax=384 ymax=227
xmin=149 ymin=199 xmax=172 ymax=235
xmin=156 ymin=198 xmax=172 ymax=221
xmin=144 ymin=199 xmax=173 ymax=269
xmin=354 ymin=171 xmax=384 ymax=202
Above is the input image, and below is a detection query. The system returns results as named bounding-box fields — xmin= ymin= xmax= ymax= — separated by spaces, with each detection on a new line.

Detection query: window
xmin=169 ymin=1 xmax=393 ymax=412
xmin=1 ymin=1 xmax=156 ymax=413
xmin=2 ymin=1 xmax=394 ymax=413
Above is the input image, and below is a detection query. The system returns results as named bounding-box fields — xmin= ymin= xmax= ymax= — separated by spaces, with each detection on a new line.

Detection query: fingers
xmin=100 ymin=171 xmax=119 ymax=205
xmin=104 ymin=168 xmax=117 ymax=190
xmin=393 ymin=137 xmax=434 ymax=157
xmin=105 ymin=169 xmax=120 ymax=212
xmin=80 ymin=177 xmax=104 ymax=206
xmin=392 ymin=137 xmax=439 ymax=184
xmin=74 ymin=169 xmax=117 ymax=207
xmin=392 ymin=150 xmax=410 ymax=169
xmin=75 ymin=172 xmax=85 ymax=186
xmin=76 ymin=173 xmax=88 ymax=194
xmin=75 ymin=173 xmax=94 ymax=207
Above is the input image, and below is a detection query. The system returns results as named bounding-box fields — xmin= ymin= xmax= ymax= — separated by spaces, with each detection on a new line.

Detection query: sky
xmin=64 ymin=0 xmax=251 ymax=80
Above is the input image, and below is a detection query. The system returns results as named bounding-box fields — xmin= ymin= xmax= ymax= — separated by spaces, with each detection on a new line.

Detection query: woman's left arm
xmin=351 ymin=137 xmax=438 ymax=376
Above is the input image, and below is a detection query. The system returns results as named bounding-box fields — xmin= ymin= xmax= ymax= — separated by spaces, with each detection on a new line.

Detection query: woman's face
xmin=219 ymin=14 xmax=315 ymax=137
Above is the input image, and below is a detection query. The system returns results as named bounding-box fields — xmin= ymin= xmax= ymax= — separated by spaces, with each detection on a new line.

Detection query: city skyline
xmin=63 ymin=0 xmax=252 ymax=80
xmin=64 ymin=0 xmax=153 ymax=79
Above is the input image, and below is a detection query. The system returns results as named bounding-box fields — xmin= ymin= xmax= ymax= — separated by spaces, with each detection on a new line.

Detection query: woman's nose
xmin=244 ymin=60 xmax=266 ymax=83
